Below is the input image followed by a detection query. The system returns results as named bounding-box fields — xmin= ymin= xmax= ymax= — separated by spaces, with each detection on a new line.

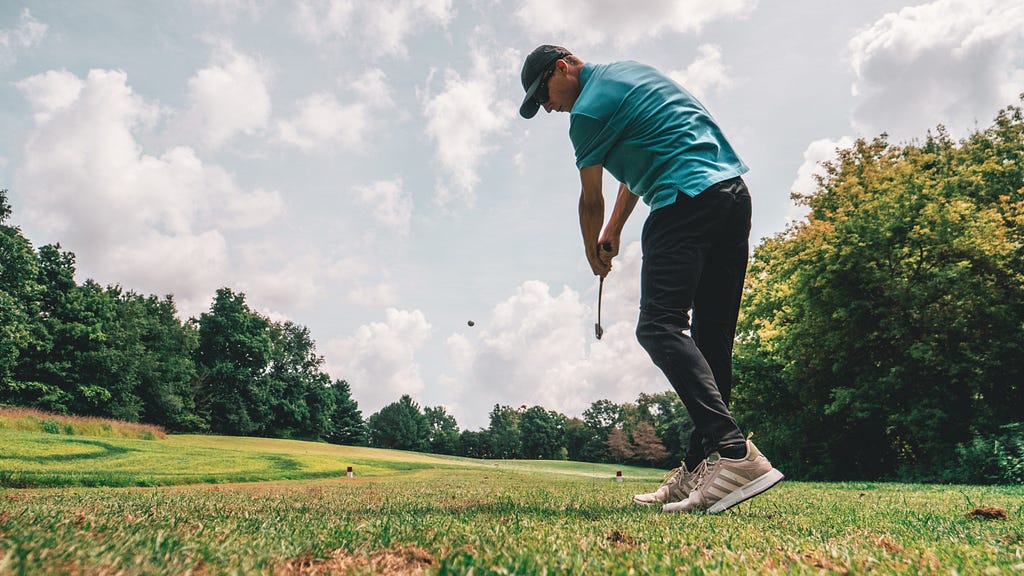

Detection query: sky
xmin=2 ymin=1 xmax=1022 ymax=430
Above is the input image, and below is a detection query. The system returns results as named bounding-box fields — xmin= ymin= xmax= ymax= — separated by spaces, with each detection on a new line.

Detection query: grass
xmin=0 ymin=406 xmax=165 ymax=440
xmin=1 ymin=416 xmax=1022 ymax=574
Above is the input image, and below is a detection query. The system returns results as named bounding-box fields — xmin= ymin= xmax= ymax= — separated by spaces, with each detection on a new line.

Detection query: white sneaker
xmin=662 ymin=439 xmax=783 ymax=514
xmin=632 ymin=463 xmax=695 ymax=505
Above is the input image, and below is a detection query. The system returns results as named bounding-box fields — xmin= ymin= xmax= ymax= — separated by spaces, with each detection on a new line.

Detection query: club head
xmin=594 ymin=322 xmax=603 ymax=340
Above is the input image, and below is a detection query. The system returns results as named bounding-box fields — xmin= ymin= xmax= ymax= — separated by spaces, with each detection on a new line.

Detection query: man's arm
xmin=579 ymin=164 xmax=608 ymax=277
xmin=598 ymin=182 xmax=640 ymax=268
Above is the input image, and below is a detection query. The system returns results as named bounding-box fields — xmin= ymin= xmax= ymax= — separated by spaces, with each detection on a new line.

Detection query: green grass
xmin=2 ymin=427 xmax=1022 ymax=574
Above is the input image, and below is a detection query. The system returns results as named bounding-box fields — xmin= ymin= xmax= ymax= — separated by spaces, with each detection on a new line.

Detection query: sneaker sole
xmin=707 ymin=467 xmax=784 ymax=514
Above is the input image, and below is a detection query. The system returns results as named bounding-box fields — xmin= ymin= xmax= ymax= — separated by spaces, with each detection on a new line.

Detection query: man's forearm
xmin=579 ymin=165 xmax=608 ymax=275
xmin=603 ymin=183 xmax=639 ymax=239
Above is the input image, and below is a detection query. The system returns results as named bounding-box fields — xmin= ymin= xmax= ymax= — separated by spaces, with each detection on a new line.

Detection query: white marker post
xmin=616 ymin=470 xmax=623 ymax=482
xmin=347 ymin=466 xmax=353 ymax=479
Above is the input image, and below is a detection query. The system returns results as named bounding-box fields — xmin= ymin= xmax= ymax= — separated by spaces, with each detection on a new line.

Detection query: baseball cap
xmin=519 ymin=45 xmax=572 ymax=119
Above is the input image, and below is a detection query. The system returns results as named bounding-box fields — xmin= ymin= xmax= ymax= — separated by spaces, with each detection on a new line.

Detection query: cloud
xmin=14 ymin=68 xmax=283 ymax=317
xmin=184 ymin=44 xmax=272 ymax=149
xmin=515 ymin=0 xmax=756 ymax=48
xmin=787 ymin=137 xmax=855 ymax=224
xmin=323 ymin=308 xmax=433 ymax=414
xmin=292 ymin=0 xmax=453 ymax=57
xmin=277 ymin=92 xmax=369 ymax=150
xmin=354 ymin=178 xmax=413 ymax=235
xmin=440 ymin=243 xmax=667 ymax=429
xmin=0 ymin=8 xmax=48 ymax=66
xmin=421 ymin=47 xmax=518 ymax=207
xmin=848 ymin=0 xmax=1024 ymax=140
xmin=667 ymin=44 xmax=736 ymax=101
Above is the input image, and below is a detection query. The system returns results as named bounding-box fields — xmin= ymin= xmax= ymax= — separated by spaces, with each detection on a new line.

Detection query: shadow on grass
xmin=7 ymin=438 xmax=136 ymax=464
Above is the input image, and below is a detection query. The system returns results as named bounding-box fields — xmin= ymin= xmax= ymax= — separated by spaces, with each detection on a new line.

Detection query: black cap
xmin=519 ymin=45 xmax=572 ymax=119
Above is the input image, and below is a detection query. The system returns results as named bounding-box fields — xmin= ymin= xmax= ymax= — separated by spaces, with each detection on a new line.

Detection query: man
xmin=519 ymin=45 xmax=783 ymax=514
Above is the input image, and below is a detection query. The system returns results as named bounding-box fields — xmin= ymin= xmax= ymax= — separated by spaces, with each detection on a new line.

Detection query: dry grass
xmin=0 ymin=406 xmax=165 ymax=440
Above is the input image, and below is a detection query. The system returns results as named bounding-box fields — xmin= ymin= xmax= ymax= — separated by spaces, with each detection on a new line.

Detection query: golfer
xmin=519 ymin=45 xmax=782 ymax=514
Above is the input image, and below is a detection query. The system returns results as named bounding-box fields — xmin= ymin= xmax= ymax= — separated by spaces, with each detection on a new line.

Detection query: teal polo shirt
xmin=570 ymin=61 xmax=748 ymax=210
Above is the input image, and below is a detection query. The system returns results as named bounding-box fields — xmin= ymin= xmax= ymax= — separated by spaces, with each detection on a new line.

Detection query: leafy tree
xmin=367 ymin=394 xmax=429 ymax=451
xmin=519 ymin=405 xmax=564 ymax=460
xmin=458 ymin=429 xmax=490 ymax=459
xmin=631 ymin=420 xmax=670 ymax=465
xmin=0 ymin=190 xmax=42 ymax=400
xmin=636 ymin=391 xmax=693 ymax=465
xmin=325 ymin=379 xmax=366 ymax=445
xmin=424 ymin=405 xmax=460 ymax=455
xmin=262 ymin=320 xmax=332 ymax=439
xmin=194 ymin=288 xmax=273 ymax=435
xmin=486 ymin=404 xmax=521 ymax=459
xmin=734 ymin=101 xmax=1024 ymax=480
xmin=606 ymin=427 xmax=634 ymax=462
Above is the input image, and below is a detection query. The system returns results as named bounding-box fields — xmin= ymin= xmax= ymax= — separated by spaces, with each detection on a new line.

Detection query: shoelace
xmin=691 ymin=458 xmax=717 ymax=490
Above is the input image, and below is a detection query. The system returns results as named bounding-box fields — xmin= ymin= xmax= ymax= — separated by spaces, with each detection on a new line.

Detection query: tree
xmin=367 ymin=395 xmax=429 ymax=451
xmin=325 ymin=379 xmax=366 ymax=445
xmin=194 ymin=288 xmax=273 ymax=435
xmin=0 ymin=190 xmax=43 ymax=402
xmin=458 ymin=429 xmax=490 ymax=459
xmin=631 ymin=420 xmax=670 ymax=465
xmin=424 ymin=405 xmax=460 ymax=455
xmin=262 ymin=320 xmax=333 ymax=439
xmin=734 ymin=101 xmax=1024 ymax=480
xmin=486 ymin=404 xmax=522 ymax=459
xmin=519 ymin=405 xmax=565 ymax=460
xmin=606 ymin=427 xmax=634 ymax=463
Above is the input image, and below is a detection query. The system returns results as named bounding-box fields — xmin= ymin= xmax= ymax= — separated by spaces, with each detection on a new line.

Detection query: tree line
xmin=3 ymin=100 xmax=1023 ymax=483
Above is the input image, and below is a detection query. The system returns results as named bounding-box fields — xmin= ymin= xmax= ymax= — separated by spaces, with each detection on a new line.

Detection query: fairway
xmin=2 ymin=430 xmax=1023 ymax=574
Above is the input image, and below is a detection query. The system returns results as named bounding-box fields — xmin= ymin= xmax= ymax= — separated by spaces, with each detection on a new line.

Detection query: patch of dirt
xmin=606 ymin=530 xmax=638 ymax=548
xmin=275 ymin=546 xmax=435 ymax=576
xmin=968 ymin=507 xmax=1007 ymax=520
xmin=875 ymin=535 xmax=903 ymax=553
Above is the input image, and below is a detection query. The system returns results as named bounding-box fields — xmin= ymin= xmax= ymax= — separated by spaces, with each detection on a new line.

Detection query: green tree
xmin=519 ymin=405 xmax=564 ymax=459
xmin=367 ymin=394 xmax=429 ymax=451
xmin=262 ymin=320 xmax=332 ymax=439
xmin=424 ymin=405 xmax=460 ymax=455
xmin=0 ymin=190 xmax=43 ymax=401
xmin=194 ymin=288 xmax=273 ymax=435
xmin=325 ymin=379 xmax=366 ymax=445
xmin=486 ymin=404 xmax=522 ymax=459
xmin=735 ymin=101 xmax=1024 ymax=480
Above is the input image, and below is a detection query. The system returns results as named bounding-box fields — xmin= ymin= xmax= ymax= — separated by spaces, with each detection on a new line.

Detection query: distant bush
xmin=0 ymin=406 xmax=166 ymax=440
xmin=950 ymin=423 xmax=1024 ymax=485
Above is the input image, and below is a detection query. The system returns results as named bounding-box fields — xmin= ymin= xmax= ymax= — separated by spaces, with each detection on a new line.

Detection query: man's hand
xmin=587 ymin=242 xmax=611 ymax=277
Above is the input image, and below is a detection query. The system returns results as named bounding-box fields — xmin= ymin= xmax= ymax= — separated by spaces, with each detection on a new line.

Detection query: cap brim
xmin=519 ymin=72 xmax=544 ymax=119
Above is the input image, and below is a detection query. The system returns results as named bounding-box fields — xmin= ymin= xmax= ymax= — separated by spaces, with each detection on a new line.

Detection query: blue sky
xmin=2 ymin=0 xmax=1021 ymax=429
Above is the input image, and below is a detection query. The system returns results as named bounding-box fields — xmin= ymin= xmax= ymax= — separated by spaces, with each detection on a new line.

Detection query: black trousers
xmin=636 ymin=176 xmax=750 ymax=466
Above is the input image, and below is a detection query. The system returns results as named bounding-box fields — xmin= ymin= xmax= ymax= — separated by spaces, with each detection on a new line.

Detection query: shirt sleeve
xmin=570 ymin=113 xmax=624 ymax=170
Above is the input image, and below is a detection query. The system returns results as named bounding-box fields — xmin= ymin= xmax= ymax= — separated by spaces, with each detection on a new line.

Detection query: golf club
xmin=595 ymin=242 xmax=612 ymax=340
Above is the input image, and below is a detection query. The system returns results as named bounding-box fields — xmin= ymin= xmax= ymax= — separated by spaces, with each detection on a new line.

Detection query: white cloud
xmin=14 ymin=68 xmax=283 ymax=317
xmin=185 ymin=44 xmax=272 ymax=149
xmin=354 ymin=178 xmax=413 ymax=235
xmin=848 ymin=0 xmax=1024 ymax=140
xmin=323 ymin=308 xmax=433 ymax=414
xmin=515 ymin=0 xmax=756 ymax=48
xmin=787 ymin=137 xmax=855 ymax=224
xmin=13 ymin=69 xmax=83 ymax=123
xmin=667 ymin=44 xmax=736 ymax=101
xmin=441 ymin=242 xmax=667 ymax=429
xmin=293 ymin=0 xmax=355 ymax=44
xmin=351 ymin=68 xmax=395 ymax=109
xmin=292 ymin=0 xmax=453 ymax=57
xmin=0 ymin=8 xmax=48 ymax=66
xmin=421 ymin=48 xmax=518 ymax=207
xmin=277 ymin=92 xmax=369 ymax=150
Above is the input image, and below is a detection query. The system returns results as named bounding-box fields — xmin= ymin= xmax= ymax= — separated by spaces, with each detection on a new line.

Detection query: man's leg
xmin=635 ymin=181 xmax=746 ymax=461
xmin=690 ymin=178 xmax=752 ymax=457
